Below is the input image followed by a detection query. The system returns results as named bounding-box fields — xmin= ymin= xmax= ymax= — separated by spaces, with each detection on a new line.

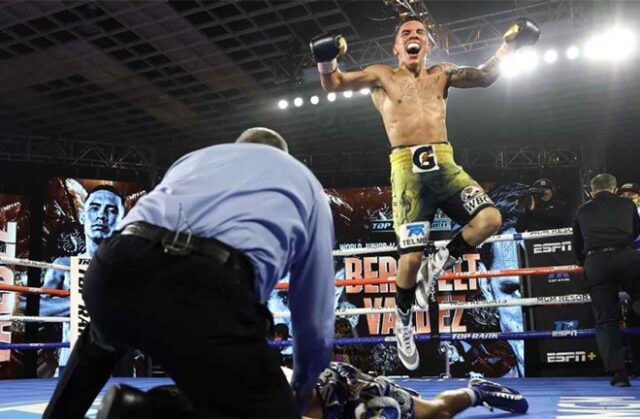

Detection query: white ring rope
xmin=0 ymin=256 xmax=70 ymax=271
xmin=0 ymin=315 xmax=70 ymax=323
xmin=272 ymin=293 xmax=592 ymax=318
xmin=2 ymin=294 xmax=592 ymax=322
xmin=6 ymin=292 xmax=598 ymax=326
xmin=332 ymin=227 xmax=573 ymax=257
xmin=0 ymin=228 xmax=573 ymax=270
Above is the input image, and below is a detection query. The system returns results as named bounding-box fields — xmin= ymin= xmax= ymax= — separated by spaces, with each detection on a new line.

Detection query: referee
xmin=572 ymin=173 xmax=640 ymax=387
xmin=44 ymin=128 xmax=335 ymax=418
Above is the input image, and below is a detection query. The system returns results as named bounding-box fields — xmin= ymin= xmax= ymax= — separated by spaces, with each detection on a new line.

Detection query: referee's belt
xmin=120 ymin=222 xmax=253 ymax=277
xmin=586 ymin=246 xmax=630 ymax=256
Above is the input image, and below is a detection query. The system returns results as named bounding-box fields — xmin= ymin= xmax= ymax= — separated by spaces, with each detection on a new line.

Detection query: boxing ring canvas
xmin=0 ymin=376 xmax=638 ymax=418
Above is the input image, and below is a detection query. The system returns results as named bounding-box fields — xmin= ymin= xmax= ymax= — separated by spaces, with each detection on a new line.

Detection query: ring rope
xmin=271 ymin=294 xmax=592 ymax=318
xmin=0 ymin=294 xmax=592 ymax=323
xmin=439 ymin=265 xmax=582 ymax=281
xmin=9 ymin=327 xmax=640 ymax=351
xmin=273 ymin=265 xmax=582 ymax=290
xmin=269 ymin=327 xmax=640 ymax=347
xmin=0 ymin=229 xmax=572 ymax=270
xmin=0 ymin=283 xmax=70 ymax=297
xmin=332 ymin=228 xmax=573 ymax=257
xmin=1 ymin=265 xmax=579 ymax=296
xmin=0 ymin=342 xmax=69 ymax=350
xmin=0 ymin=315 xmax=70 ymax=323
xmin=0 ymin=256 xmax=70 ymax=271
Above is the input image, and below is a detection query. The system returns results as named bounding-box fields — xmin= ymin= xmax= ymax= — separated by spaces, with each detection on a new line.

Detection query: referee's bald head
xmin=236 ymin=127 xmax=288 ymax=153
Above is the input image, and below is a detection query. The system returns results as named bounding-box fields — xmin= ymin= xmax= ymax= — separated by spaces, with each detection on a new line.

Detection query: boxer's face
xmin=81 ymin=190 xmax=124 ymax=241
xmin=393 ymin=20 xmax=429 ymax=69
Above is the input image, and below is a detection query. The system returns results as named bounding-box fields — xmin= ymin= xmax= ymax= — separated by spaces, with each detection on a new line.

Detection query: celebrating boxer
xmin=311 ymin=15 xmax=540 ymax=370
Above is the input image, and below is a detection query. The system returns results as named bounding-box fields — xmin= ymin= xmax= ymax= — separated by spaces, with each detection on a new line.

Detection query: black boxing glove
xmin=503 ymin=18 xmax=541 ymax=48
xmin=309 ymin=34 xmax=347 ymax=74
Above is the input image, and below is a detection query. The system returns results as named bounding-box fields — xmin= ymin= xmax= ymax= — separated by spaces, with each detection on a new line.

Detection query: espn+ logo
xmin=533 ymin=241 xmax=572 ymax=254
xmin=546 ymin=351 xmax=597 ymax=363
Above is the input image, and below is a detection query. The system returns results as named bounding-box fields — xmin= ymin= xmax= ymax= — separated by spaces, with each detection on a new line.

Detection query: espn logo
xmin=546 ymin=351 xmax=593 ymax=363
xmin=533 ymin=241 xmax=572 ymax=254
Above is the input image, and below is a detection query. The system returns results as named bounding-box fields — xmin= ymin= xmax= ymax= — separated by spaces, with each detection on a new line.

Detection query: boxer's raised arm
xmin=437 ymin=59 xmax=502 ymax=89
xmin=310 ymin=34 xmax=382 ymax=92
xmin=320 ymin=65 xmax=383 ymax=92
xmin=438 ymin=17 xmax=541 ymax=89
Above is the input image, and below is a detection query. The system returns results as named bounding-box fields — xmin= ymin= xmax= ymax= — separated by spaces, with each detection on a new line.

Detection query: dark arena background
xmin=0 ymin=1 xmax=639 ymax=418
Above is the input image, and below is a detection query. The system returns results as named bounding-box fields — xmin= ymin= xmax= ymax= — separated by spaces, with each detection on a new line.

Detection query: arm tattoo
xmin=444 ymin=56 xmax=501 ymax=88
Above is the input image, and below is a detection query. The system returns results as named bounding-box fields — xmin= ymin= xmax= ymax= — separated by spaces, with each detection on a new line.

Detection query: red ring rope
xmin=1 ymin=265 xmax=582 ymax=295
xmin=0 ymin=283 xmax=70 ymax=297
xmin=273 ymin=265 xmax=583 ymax=289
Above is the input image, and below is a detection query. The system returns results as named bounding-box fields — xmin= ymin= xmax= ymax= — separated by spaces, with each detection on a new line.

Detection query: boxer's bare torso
xmin=319 ymin=19 xmax=507 ymax=148
xmin=368 ymin=64 xmax=450 ymax=146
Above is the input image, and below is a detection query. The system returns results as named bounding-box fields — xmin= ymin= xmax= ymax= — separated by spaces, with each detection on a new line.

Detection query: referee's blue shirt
xmin=120 ymin=143 xmax=336 ymax=393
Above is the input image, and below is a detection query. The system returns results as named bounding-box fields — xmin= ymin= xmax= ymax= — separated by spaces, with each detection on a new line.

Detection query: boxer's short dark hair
xmin=87 ymin=185 xmax=124 ymax=206
xmin=394 ymin=15 xmax=427 ymax=41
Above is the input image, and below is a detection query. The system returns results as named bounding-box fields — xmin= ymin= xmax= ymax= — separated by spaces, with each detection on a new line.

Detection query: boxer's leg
xmin=390 ymin=148 xmax=434 ymax=370
xmin=424 ymin=145 xmax=501 ymax=282
xmin=413 ymin=390 xmax=474 ymax=418
xmin=439 ymin=186 xmax=500 ymax=265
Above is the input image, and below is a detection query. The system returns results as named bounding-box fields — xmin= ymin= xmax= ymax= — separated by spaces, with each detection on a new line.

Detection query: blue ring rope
xmin=5 ymin=327 xmax=640 ymax=350
xmin=268 ymin=327 xmax=640 ymax=347
xmin=0 ymin=342 xmax=70 ymax=350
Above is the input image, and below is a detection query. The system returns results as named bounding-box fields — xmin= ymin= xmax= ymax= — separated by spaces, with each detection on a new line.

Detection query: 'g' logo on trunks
xmin=410 ymin=145 xmax=439 ymax=173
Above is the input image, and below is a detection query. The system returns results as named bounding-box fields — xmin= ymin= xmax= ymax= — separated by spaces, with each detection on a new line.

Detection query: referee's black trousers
xmin=44 ymin=234 xmax=299 ymax=418
xmin=585 ymin=248 xmax=640 ymax=373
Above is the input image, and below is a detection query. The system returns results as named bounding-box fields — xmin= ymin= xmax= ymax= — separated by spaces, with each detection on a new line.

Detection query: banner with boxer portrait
xmin=38 ymin=177 xmax=146 ymax=377
xmin=0 ymin=194 xmax=30 ymax=379
xmin=269 ymin=183 xmax=528 ymax=378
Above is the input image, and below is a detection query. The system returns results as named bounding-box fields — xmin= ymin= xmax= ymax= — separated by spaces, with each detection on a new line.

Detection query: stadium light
xmin=515 ymin=48 xmax=539 ymax=73
xmin=310 ymin=95 xmax=319 ymax=105
xmin=566 ymin=46 xmax=580 ymax=60
xmin=543 ymin=49 xmax=558 ymax=64
xmin=293 ymin=97 xmax=303 ymax=107
xmin=585 ymin=27 xmax=636 ymax=61
xmin=499 ymin=55 xmax=519 ymax=78
xmin=278 ymin=99 xmax=289 ymax=110
xmin=343 ymin=90 xmax=353 ymax=98
xmin=360 ymin=88 xmax=371 ymax=95
xmin=327 ymin=92 xmax=336 ymax=102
